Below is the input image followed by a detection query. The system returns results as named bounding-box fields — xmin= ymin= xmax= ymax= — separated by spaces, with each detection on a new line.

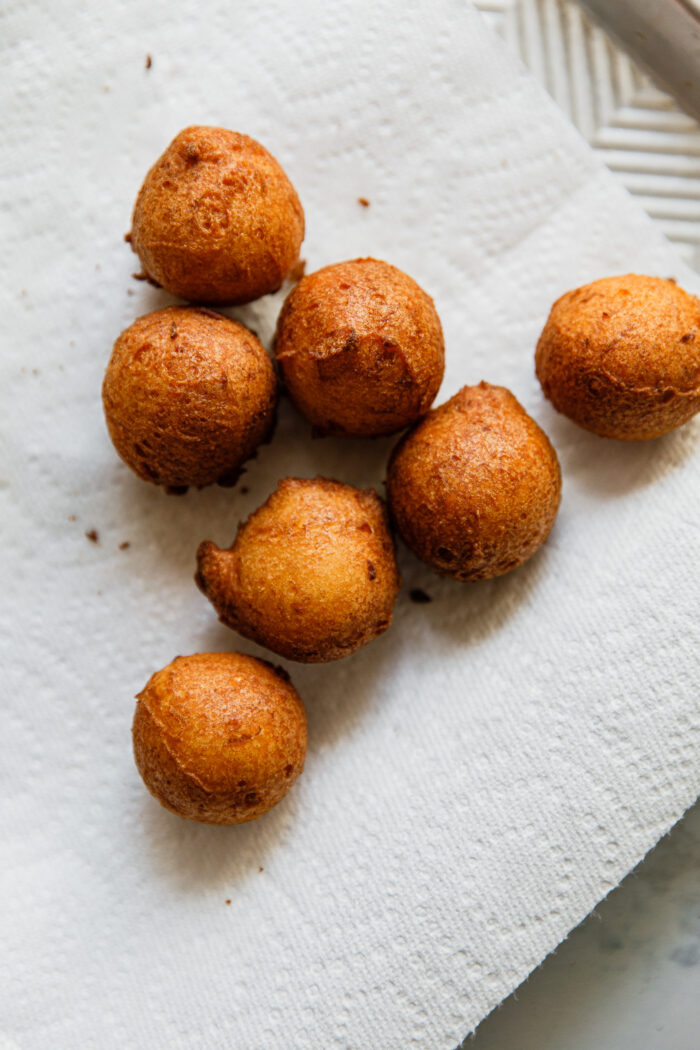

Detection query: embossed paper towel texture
xmin=2 ymin=1 xmax=699 ymax=1048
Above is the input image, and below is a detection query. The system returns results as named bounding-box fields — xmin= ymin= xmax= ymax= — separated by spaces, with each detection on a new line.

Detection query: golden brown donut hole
xmin=132 ymin=652 xmax=307 ymax=825
xmin=102 ymin=306 xmax=277 ymax=490
xmin=536 ymin=274 xmax=700 ymax=440
xmin=196 ymin=476 xmax=401 ymax=662
xmin=274 ymin=258 xmax=444 ymax=436
xmin=130 ymin=126 xmax=305 ymax=305
xmin=386 ymin=382 xmax=562 ymax=581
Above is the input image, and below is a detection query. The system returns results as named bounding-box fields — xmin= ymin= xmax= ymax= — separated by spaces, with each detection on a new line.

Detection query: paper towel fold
xmin=2 ymin=1 xmax=699 ymax=1048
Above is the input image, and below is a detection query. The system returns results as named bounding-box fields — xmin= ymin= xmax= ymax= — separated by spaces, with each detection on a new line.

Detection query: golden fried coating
xmin=274 ymin=258 xmax=444 ymax=436
xmin=102 ymin=306 xmax=277 ymax=490
xmin=132 ymin=652 xmax=307 ymax=825
xmin=386 ymin=383 xmax=561 ymax=581
xmin=196 ymin=477 xmax=400 ymax=662
xmin=129 ymin=126 xmax=304 ymax=304
xmin=536 ymin=274 xmax=700 ymax=440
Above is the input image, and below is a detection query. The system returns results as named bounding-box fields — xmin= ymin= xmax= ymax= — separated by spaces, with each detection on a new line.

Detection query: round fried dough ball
xmin=387 ymin=382 xmax=561 ymax=581
xmin=132 ymin=652 xmax=307 ymax=825
xmin=102 ymin=307 xmax=277 ymax=490
xmin=196 ymin=476 xmax=401 ymax=662
xmin=274 ymin=258 xmax=444 ymax=436
xmin=536 ymin=274 xmax=700 ymax=440
xmin=129 ymin=126 xmax=304 ymax=304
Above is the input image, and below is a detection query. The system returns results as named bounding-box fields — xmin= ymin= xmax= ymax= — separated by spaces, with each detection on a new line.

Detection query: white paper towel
xmin=2 ymin=1 xmax=699 ymax=1048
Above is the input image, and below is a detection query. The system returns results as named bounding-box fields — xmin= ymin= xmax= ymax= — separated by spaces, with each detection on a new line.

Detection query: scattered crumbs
xmin=68 ymin=514 xmax=77 ymax=522
xmin=288 ymin=258 xmax=306 ymax=283
xmin=127 ymin=288 xmax=134 ymax=296
xmin=32 ymin=368 xmax=39 ymax=376
xmin=132 ymin=272 xmax=148 ymax=281
xmin=103 ymin=85 xmax=110 ymax=93
xmin=69 ymin=340 xmax=75 ymax=347
xmin=119 ymin=541 xmax=131 ymax=551
xmin=225 ymin=899 xmax=231 ymax=906
xmin=241 ymin=485 xmax=249 ymax=494
xmin=124 ymin=232 xmax=132 ymax=243
xmin=145 ymin=54 xmax=152 ymax=70
xmin=95 ymin=263 xmax=101 ymax=272
xmin=58 ymin=364 xmax=64 ymax=371
xmin=358 ymin=197 xmax=370 ymax=208
xmin=409 ymin=588 xmax=432 ymax=604
xmin=85 ymin=528 xmax=99 ymax=544
xmin=97 ymin=590 xmax=103 ymax=597
xmin=258 ymin=867 xmax=263 ymax=873
xmin=21 ymin=289 xmax=27 ymax=297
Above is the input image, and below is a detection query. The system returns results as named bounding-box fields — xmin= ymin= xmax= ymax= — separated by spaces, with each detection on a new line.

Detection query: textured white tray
xmin=476 ymin=0 xmax=700 ymax=269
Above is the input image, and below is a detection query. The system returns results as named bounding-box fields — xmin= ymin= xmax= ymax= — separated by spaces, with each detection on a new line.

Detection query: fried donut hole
xmin=129 ymin=126 xmax=304 ymax=304
xmin=132 ymin=652 xmax=307 ymax=825
xmin=196 ymin=477 xmax=401 ymax=662
xmin=102 ymin=307 xmax=277 ymax=490
xmin=274 ymin=258 xmax=444 ymax=436
xmin=536 ymin=274 xmax=700 ymax=440
xmin=387 ymin=382 xmax=562 ymax=581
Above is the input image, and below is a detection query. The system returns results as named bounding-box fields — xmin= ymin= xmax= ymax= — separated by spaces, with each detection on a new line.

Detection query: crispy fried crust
xmin=196 ymin=476 xmax=401 ymax=662
xmin=130 ymin=126 xmax=304 ymax=305
xmin=535 ymin=274 xmax=700 ymax=440
xmin=132 ymin=652 xmax=307 ymax=825
xmin=102 ymin=306 xmax=277 ymax=489
xmin=274 ymin=258 xmax=444 ymax=436
xmin=386 ymin=383 xmax=562 ymax=581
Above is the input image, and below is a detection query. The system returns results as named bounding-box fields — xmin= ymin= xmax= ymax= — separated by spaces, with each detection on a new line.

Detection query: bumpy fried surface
xmin=130 ymin=126 xmax=304 ymax=304
xmin=102 ymin=306 xmax=277 ymax=489
xmin=536 ymin=274 xmax=700 ymax=440
xmin=196 ymin=477 xmax=401 ymax=662
xmin=387 ymin=383 xmax=561 ymax=581
xmin=274 ymin=258 xmax=444 ymax=436
xmin=132 ymin=652 xmax=307 ymax=825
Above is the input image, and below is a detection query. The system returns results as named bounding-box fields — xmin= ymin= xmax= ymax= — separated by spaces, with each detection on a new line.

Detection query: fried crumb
xmin=358 ymin=197 xmax=370 ymax=208
xmin=225 ymin=899 xmax=231 ymax=905
xmin=409 ymin=588 xmax=432 ymax=604
xmin=258 ymin=867 xmax=263 ymax=873
xmin=131 ymin=272 xmax=162 ymax=289
xmin=85 ymin=529 xmax=99 ymax=544
xmin=288 ymin=258 xmax=306 ymax=283
xmin=145 ymin=54 xmax=152 ymax=70
xmin=124 ymin=232 xmax=132 ymax=244
xmin=68 ymin=514 xmax=77 ymax=522
xmin=119 ymin=541 xmax=131 ymax=551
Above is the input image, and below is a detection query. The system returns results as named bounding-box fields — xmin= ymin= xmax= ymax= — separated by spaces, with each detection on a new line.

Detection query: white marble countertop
xmin=464 ymin=800 xmax=700 ymax=1049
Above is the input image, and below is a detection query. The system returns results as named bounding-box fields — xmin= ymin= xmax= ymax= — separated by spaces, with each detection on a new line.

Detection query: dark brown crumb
xmin=124 ymin=232 xmax=132 ymax=243
xmin=131 ymin=271 xmax=162 ymax=289
xmin=358 ymin=197 xmax=370 ymax=208
xmin=409 ymin=588 xmax=432 ymax=604
xmin=85 ymin=529 xmax=99 ymax=544
xmin=225 ymin=899 xmax=231 ymax=905
xmin=145 ymin=54 xmax=152 ymax=70
xmin=258 ymin=867 xmax=263 ymax=873
xmin=164 ymin=484 xmax=188 ymax=496
xmin=119 ymin=541 xmax=131 ymax=551
xmin=240 ymin=485 xmax=249 ymax=494
xmin=288 ymin=258 xmax=306 ymax=283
